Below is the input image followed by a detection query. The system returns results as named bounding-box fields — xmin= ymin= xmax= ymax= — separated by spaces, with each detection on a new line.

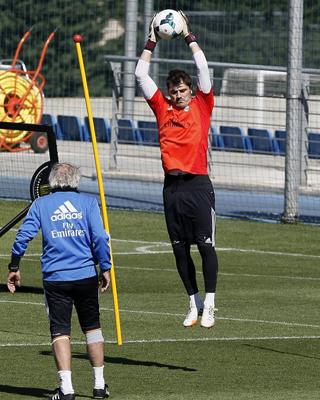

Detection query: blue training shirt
xmin=11 ymin=190 xmax=111 ymax=281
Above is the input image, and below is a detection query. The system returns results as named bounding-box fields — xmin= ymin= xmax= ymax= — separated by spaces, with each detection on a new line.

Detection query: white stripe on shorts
xmin=211 ymin=208 xmax=216 ymax=247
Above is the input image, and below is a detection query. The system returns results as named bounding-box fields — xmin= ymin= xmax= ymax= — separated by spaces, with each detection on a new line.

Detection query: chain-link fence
xmin=1 ymin=0 xmax=320 ymax=222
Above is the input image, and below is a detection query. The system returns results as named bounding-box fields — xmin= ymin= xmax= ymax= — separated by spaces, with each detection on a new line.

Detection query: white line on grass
xmin=114 ymin=239 xmax=169 ymax=245
xmin=1 ymin=255 xmax=319 ymax=289
xmin=112 ymin=249 xmax=320 ymax=258
xmin=111 ymin=241 xmax=320 ymax=259
xmin=118 ymin=335 xmax=320 ymax=344
xmin=0 ymin=300 xmax=43 ymax=306
xmin=1 ymin=335 xmax=320 ymax=348
xmin=99 ymin=307 xmax=320 ymax=329
xmin=116 ymin=265 xmax=320 ymax=281
xmin=220 ymin=271 xmax=320 ymax=281
xmin=0 ymin=299 xmax=319 ymax=329
xmin=1 ymin=239 xmax=320 ymax=259
xmin=0 ymin=257 xmax=319 ymax=282
xmin=219 ymin=247 xmax=320 ymax=259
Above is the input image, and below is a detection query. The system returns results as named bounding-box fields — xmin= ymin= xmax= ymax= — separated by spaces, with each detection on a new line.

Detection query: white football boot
xmin=200 ymin=305 xmax=216 ymax=328
xmin=183 ymin=301 xmax=203 ymax=328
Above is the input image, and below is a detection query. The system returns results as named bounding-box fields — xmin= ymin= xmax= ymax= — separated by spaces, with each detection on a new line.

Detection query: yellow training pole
xmin=73 ymin=34 xmax=122 ymax=345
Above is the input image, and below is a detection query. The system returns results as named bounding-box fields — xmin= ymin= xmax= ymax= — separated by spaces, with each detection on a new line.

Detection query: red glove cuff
xmin=144 ymin=40 xmax=157 ymax=52
xmin=185 ymin=33 xmax=197 ymax=45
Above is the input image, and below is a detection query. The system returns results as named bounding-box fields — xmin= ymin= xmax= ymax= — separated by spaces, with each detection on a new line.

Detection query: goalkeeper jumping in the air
xmin=7 ymin=163 xmax=111 ymax=400
xmin=135 ymin=11 xmax=219 ymax=328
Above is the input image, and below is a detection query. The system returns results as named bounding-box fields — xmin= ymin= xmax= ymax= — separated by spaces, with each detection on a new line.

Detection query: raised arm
xmin=135 ymin=16 xmax=159 ymax=100
xmin=179 ymin=11 xmax=212 ymax=94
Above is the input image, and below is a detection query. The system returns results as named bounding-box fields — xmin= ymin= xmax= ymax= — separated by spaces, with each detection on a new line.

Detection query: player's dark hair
xmin=166 ymin=69 xmax=192 ymax=89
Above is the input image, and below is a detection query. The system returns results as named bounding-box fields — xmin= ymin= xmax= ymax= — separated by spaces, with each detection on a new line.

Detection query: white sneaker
xmin=183 ymin=302 xmax=203 ymax=328
xmin=200 ymin=305 xmax=216 ymax=328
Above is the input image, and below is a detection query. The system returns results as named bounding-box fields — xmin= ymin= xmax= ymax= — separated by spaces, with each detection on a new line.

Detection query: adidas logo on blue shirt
xmin=51 ymin=201 xmax=83 ymax=222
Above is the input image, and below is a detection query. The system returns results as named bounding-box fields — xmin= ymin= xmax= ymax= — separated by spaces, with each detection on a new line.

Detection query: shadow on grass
xmin=0 ymin=284 xmax=43 ymax=294
xmin=0 ymin=384 xmax=50 ymax=398
xmin=243 ymin=343 xmax=320 ymax=360
xmin=0 ymin=384 xmax=93 ymax=399
xmin=41 ymin=350 xmax=197 ymax=372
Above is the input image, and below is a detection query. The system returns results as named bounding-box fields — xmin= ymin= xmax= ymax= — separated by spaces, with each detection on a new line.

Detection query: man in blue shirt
xmin=7 ymin=162 xmax=111 ymax=400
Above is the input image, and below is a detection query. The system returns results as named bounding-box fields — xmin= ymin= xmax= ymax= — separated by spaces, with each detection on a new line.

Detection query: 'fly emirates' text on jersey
xmin=147 ymin=88 xmax=214 ymax=174
xmin=11 ymin=191 xmax=111 ymax=281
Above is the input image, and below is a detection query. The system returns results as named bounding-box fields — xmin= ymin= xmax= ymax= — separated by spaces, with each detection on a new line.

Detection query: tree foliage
xmin=0 ymin=0 xmax=319 ymax=97
xmin=0 ymin=0 xmax=125 ymax=96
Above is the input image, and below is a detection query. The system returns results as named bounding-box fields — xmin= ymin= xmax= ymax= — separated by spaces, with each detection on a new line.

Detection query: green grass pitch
xmin=1 ymin=200 xmax=320 ymax=399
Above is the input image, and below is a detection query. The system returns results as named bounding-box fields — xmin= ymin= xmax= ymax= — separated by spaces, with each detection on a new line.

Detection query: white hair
xmin=49 ymin=163 xmax=81 ymax=189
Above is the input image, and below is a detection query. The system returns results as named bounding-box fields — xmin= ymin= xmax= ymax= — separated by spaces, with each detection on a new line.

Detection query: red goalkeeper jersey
xmin=147 ymin=88 xmax=214 ymax=174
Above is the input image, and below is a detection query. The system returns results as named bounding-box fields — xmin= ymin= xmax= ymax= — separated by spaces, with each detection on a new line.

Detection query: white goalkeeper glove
xmin=144 ymin=14 xmax=160 ymax=52
xmin=178 ymin=10 xmax=197 ymax=45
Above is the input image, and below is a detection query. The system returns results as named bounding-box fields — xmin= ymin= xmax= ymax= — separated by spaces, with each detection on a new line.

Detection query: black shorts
xmin=163 ymin=174 xmax=216 ymax=245
xmin=44 ymin=276 xmax=101 ymax=338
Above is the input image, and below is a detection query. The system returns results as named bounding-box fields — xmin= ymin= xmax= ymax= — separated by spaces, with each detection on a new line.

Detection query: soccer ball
xmin=153 ymin=9 xmax=184 ymax=40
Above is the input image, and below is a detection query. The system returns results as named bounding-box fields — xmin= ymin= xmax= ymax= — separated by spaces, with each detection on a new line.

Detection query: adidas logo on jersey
xmin=51 ymin=201 xmax=82 ymax=221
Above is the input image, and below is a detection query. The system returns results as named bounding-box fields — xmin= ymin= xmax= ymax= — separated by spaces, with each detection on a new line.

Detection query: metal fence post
xmin=108 ymin=61 xmax=121 ymax=170
xmin=283 ymin=0 xmax=304 ymax=222
xmin=123 ymin=0 xmax=138 ymax=119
